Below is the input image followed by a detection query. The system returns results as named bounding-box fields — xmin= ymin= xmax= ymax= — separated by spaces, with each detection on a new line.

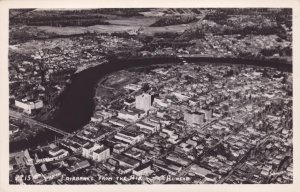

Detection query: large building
xmin=117 ymin=110 xmax=140 ymax=122
xmin=82 ymin=143 xmax=110 ymax=162
xmin=184 ymin=110 xmax=205 ymax=126
xmin=15 ymin=99 xmax=43 ymax=114
xmin=135 ymin=93 xmax=152 ymax=112
xmin=136 ymin=119 xmax=161 ymax=134
xmin=93 ymin=146 xmax=110 ymax=162
xmin=112 ymin=154 xmax=140 ymax=168
xmin=114 ymin=130 xmax=145 ymax=145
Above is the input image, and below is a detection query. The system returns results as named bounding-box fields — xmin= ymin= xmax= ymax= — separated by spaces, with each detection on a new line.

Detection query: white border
xmin=0 ymin=0 xmax=299 ymax=192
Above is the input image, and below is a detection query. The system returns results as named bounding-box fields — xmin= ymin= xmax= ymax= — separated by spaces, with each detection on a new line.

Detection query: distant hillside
xmin=160 ymin=8 xmax=207 ymax=15
xmin=177 ymin=11 xmax=289 ymax=41
xmin=9 ymin=8 xmax=151 ymax=27
xmin=9 ymin=9 xmax=36 ymax=19
xmin=10 ymin=9 xmax=111 ymax=27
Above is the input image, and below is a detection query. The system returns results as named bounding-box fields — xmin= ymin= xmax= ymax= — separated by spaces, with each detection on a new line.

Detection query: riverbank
xmin=51 ymin=55 xmax=293 ymax=130
xmin=52 ymin=56 xmax=292 ymax=134
xmin=10 ymin=56 xmax=292 ymax=153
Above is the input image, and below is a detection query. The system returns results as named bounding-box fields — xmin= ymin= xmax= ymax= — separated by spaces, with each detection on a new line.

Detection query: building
xmin=108 ymin=118 xmax=130 ymax=127
xmin=42 ymin=169 xmax=62 ymax=182
xmin=186 ymin=138 xmax=198 ymax=146
xmin=136 ymin=93 xmax=152 ymax=112
xmin=103 ymin=162 xmax=116 ymax=171
xmin=166 ymin=154 xmax=190 ymax=166
xmin=173 ymin=92 xmax=191 ymax=101
xmin=49 ymin=148 xmax=68 ymax=157
xmin=15 ymin=99 xmax=43 ymax=114
xmin=191 ymin=164 xmax=212 ymax=174
xmin=40 ymin=164 xmax=48 ymax=173
xmin=82 ymin=143 xmax=100 ymax=158
xmin=118 ymin=166 xmax=133 ymax=175
xmin=30 ymin=165 xmax=41 ymax=180
xmin=153 ymin=160 xmax=182 ymax=176
xmin=114 ymin=130 xmax=145 ymax=145
xmin=133 ymin=162 xmax=153 ymax=176
xmin=91 ymin=110 xmax=115 ymax=122
xmin=117 ymin=110 xmax=140 ymax=122
xmin=35 ymin=149 xmax=69 ymax=164
xmin=92 ymin=145 xmax=110 ymax=162
xmin=67 ymin=160 xmax=90 ymax=173
xmin=77 ymin=127 xmax=110 ymax=142
xmin=162 ymin=128 xmax=175 ymax=136
xmin=200 ymin=109 xmax=213 ymax=120
xmin=112 ymin=154 xmax=140 ymax=168
xmin=124 ymin=84 xmax=142 ymax=91
xmin=184 ymin=110 xmax=205 ymax=126
xmin=136 ymin=119 xmax=160 ymax=134
xmin=82 ymin=143 xmax=109 ymax=161
xmin=189 ymin=164 xmax=219 ymax=182
xmin=24 ymin=149 xmax=34 ymax=165
xmin=124 ymin=148 xmax=143 ymax=159
xmin=153 ymin=97 xmax=170 ymax=108
xmin=14 ymin=152 xmax=27 ymax=169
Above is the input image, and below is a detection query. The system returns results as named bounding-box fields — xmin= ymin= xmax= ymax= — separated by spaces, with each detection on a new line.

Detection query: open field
xmin=104 ymin=16 xmax=157 ymax=26
xmin=102 ymin=70 xmax=140 ymax=89
xmin=37 ymin=23 xmax=188 ymax=36
xmin=37 ymin=26 xmax=89 ymax=35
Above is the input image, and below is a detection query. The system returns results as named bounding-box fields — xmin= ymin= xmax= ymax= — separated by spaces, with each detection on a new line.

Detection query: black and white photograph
xmin=0 ymin=0 xmax=299 ymax=191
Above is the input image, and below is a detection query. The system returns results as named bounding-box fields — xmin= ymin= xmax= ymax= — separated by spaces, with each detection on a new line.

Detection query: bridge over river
xmin=9 ymin=110 xmax=70 ymax=137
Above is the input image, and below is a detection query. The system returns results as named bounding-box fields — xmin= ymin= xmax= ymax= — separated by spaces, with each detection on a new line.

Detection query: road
xmin=9 ymin=110 xmax=70 ymax=137
xmin=217 ymin=134 xmax=272 ymax=184
xmin=176 ymin=99 xmax=259 ymax=178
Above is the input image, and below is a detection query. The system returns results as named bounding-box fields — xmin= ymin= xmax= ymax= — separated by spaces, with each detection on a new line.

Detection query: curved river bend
xmin=10 ymin=57 xmax=292 ymax=152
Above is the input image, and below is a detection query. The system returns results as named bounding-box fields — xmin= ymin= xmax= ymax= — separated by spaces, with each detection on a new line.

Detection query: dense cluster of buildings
xmin=141 ymin=33 xmax=291 ymax=60
xmin=9 ymin=33 xmax=144 ymax=112
xmin=9 ymin=59 xmax=292 ymax=184
xmin=9 ymin=12 xmax=292 ymax=116
xmin=8 ymin=33 xmax=146 ymax=143
xmin=186 ymin=33 xmax=292 ymax=59
xmin=8 ymin=9 xmax=293 ymax=185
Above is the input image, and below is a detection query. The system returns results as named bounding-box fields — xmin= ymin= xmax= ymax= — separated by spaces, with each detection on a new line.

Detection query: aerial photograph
xmin=8 ymin=8 xmax=292 ymax=184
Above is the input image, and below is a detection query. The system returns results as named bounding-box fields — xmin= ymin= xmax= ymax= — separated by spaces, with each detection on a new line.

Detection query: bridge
xmin=9 ymin=110 xmax=71 ymax=137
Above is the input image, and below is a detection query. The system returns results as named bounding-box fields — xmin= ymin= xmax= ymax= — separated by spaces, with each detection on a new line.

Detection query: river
xmin=51 ymin=56 xmax=292 ymax=133
xmin=9 ymin=57 xmax=292 ymax=153
xmin=52 ymin=57 xmax=181 ymax=133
